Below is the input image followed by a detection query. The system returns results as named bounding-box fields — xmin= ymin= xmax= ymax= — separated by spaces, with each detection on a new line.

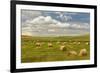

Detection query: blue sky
xmin=21 ymin=10 xmax=90 ymax=36
xmin=42 ymin=11 xmax=90 ymax=23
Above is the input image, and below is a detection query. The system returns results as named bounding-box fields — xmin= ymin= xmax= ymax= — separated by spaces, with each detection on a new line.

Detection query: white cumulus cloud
xmin=22 ymin=15 xmax=89 ymax=36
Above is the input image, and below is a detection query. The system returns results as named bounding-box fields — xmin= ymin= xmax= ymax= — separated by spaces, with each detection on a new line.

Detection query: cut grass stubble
xmin=21 ymin=35 xmax=90 ymax=63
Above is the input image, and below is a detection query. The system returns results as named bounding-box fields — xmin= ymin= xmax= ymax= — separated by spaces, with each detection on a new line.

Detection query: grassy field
xmin=21 ymin=35 xmax=90 ymax=63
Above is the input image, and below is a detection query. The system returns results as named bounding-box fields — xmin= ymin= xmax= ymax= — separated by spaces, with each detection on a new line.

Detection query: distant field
xmin=21 ymin=35 xmax=90 ymax=63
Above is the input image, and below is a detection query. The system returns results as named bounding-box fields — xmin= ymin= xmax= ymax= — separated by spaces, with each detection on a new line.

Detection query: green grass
xmin=21 ymin=35 xmax=90 ymax=63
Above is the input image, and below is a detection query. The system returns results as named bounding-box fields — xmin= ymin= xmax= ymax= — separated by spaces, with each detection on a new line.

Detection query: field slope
xmin=21 ymin=35 xmax=90 ymax=63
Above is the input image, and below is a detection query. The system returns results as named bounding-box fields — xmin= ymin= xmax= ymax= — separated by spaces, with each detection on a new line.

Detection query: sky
xmin=21 ymin=9 xmax=90 ymax=36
